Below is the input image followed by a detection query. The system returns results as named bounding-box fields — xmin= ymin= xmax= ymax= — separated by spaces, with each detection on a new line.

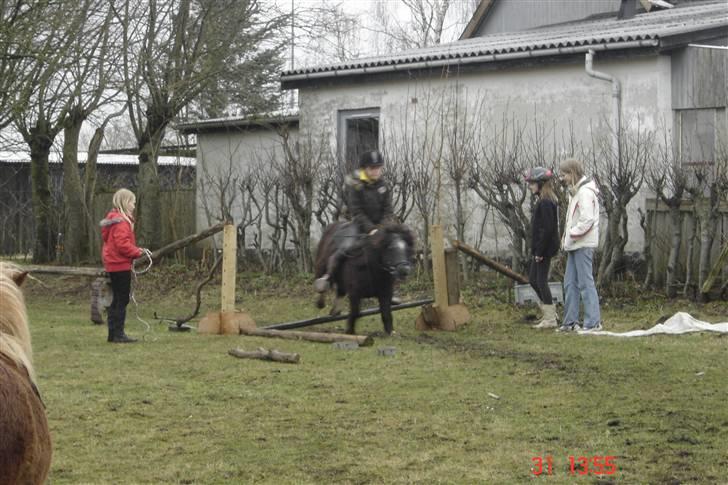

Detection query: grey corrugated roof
xmin=177 ymin=110 xmax=299 ymax=134
xmin=281 ymin=1 xmax=727 ymax=82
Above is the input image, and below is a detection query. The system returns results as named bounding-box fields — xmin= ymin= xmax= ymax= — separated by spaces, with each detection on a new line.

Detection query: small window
xmin=338 ymin=108 xmax=380 ymax=171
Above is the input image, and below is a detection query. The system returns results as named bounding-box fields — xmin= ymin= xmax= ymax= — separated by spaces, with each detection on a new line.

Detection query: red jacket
xmin=101 ymin=209 xmax=142 ymax=272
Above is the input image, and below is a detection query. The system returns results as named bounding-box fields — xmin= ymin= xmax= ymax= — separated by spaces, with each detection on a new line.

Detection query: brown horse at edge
xmin=0 ymin=263 xmax=52 ymax=484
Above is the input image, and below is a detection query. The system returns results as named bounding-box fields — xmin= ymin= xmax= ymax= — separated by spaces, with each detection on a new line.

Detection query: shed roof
xmin=281 ymin=0 xmax=727 ymax=87
xmin=0 ymin=151 xmax=196 ymax=167
xmin=176 ymin=110 xmax=299 ymax=134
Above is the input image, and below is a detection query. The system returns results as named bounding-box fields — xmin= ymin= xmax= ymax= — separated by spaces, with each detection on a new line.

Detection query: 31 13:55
xmin=531 ymin=455 xmax=617 ymax=476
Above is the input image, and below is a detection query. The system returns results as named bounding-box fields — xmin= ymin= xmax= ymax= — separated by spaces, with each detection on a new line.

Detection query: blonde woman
xmin=525 ymin=167 xmax=560 ymax=328
xmin=100 ymin=189 xmax=144 ymax=343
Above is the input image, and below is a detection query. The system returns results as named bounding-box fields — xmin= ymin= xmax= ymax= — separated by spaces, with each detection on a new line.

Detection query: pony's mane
xmin=0 ymin=262 xmax=35 ymax=382
xmin=371 ymin=223 xmax=416 ymax=249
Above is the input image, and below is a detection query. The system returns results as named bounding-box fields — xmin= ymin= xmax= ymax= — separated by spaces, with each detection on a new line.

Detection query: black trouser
xmin=529 ymin=257 xmax=553 ymax=305
xmin=108 ymin=271 xmax=131 ymax=338
xmin=326 ymin=223 xmax=360 ymax=276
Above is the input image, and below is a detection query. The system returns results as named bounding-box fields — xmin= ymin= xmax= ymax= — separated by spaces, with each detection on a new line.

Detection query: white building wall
xmin=296 ymin=54 xmax=673 ymax=254
xmin=195 ymin=127 xmax=299 ymax=248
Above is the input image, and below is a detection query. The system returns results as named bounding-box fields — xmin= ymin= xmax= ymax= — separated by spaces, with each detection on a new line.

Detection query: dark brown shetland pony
xmin=315 ymin=223 xmax=414 ymax=335
xmin=0 ymin=263 xmax=52 ymax=485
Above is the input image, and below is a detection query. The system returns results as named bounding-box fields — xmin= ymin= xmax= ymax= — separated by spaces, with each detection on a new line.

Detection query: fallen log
xmin=452 ymin=240 xmax=529 ymax=284
xmin=228 ymin=347 xmax=300 ymax=364
xmin=263 ymin=298 xmax=433 ymax=331
xmin=241 ymin=328 xmax=373 ymax=347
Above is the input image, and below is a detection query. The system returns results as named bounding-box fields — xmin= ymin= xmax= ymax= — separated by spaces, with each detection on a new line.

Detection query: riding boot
xmin=107 ymin=308 xmax=116 ymax=342
xmin=111 ymin=307 xmax=137 ymax=343
xmin=533 ymin=304 xmax=558 ymax=329
xmin=314 ymin=250 xmax=343 ymax=293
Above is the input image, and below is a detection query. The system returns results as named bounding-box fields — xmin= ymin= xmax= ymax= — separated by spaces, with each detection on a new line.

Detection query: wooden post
xmin=430 ymin=224 xmax=449 ymax=309
xmin=221 ymin=224 xmax=237 ymax=313
xmin=445 ymin=248 xmax=460 ymax=306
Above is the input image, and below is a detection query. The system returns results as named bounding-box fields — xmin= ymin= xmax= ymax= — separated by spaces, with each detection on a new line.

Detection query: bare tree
xmin=114 ymin=0 xmax=286 ymax=248
xmin=12 ymin=0 xmax=98 ymax=262
xmin=470 ymin=113 xmax=531 ymax=274
xmin=60 ymin=1 xmax=121 ymax=263
xmin=646 ymin=129 xmax=687 ymax=296
xmin=279 ymin=129 xmax=329 ymax=273
xmin=588 ymin=118 xmax=653 ymax=288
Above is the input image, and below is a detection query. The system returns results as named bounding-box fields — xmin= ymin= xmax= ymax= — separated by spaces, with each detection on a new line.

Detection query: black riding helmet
xmin=359 ymin=150 xmax=385 ymax=168
xmin=524 ymin=167 xmax=554 ymax=183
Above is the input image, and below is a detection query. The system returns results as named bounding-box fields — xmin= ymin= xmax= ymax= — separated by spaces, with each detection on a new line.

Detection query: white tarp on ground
xmin=580 ymin=312 xmax=728 ymax=338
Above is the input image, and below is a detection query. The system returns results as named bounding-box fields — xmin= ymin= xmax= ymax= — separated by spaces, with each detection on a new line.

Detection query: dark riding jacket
xmin=345 ymin=170 xmax=394 ymax=234
xmin=530 ymin=198 xmax=559 ymax=259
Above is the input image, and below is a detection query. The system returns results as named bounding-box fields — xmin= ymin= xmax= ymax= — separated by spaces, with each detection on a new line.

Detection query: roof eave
xmin=459 ymin=0 xmax=497 ymax=40
xmin=177 ymin=115 xmax=299 ymax=135
xmin=281 ymin=39 xmax=660 ymax=90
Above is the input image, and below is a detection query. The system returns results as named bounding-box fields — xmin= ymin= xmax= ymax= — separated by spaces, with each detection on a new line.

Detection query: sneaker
xmin=556 ymin=322 xmax=581 ymax=332
xmin=579 ymin=323 xmax=603 ymax=334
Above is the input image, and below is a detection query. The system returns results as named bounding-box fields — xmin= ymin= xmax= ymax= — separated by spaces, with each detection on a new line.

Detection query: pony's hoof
xmin=329 ymin=308 xmax=342 ymax=317
xmin=316 ymin=299 xmax=325 ymax=309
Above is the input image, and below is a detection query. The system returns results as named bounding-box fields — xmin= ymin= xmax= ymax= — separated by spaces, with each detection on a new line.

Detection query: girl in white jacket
xmin=558 ymin=158 xmax=602 ymax=332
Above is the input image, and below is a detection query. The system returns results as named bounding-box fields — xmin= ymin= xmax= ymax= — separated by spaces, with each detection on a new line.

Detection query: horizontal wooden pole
xmin=146 ymin=221 xmax=228 ymax=262
xmin=22 ymin=264 xmax=105 ymax=277
xmin=241 ymin=328 xmax=373 ymax=347
xmin=452 ymin=240 xmax=529 ymax=284
xmin=263 ymin=298 xmax=434 ymax=331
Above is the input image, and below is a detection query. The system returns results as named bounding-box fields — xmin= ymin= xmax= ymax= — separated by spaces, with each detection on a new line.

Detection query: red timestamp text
xmin=531 ymin=455 xmax=617 ymax=476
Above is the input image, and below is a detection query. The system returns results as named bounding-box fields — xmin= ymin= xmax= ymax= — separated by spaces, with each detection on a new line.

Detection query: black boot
xmin=107 ymin=308 xmax=117 ymax=342
xmin=111 ymin=308 xmax=137 ymax=343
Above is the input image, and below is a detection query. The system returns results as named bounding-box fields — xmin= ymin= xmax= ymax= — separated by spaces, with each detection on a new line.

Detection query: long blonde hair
xmin=539 ymin=179 xmax=558 ymax=203
xmin=0 ymin=262 xmax=35 ymax=383
xmin=112 ymin=188 xmax=136 ymax=227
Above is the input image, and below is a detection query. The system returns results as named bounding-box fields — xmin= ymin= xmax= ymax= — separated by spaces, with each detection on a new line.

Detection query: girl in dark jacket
xmin=314 ymin=150 xmax=393 ymax=293
xmin=100 ymin=189 xmax=144 ymax=343
xmin=525 ymin=167 xmax=560 ymax=328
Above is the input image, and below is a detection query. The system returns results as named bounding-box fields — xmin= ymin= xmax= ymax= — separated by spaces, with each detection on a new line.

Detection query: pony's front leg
xmin=378 ymin=296 xmax=393 ymax=335
xmin=346 ymin=296 xmax=361 ymax=335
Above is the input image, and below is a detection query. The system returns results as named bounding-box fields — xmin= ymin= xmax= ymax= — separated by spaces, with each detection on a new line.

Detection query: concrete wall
xmin=195 ymin=126 xmax=298 ymax=248
xmin=296 ymin=54 xmax=674 ymax=254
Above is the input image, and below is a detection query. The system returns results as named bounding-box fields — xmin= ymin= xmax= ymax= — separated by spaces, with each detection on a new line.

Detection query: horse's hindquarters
xmin=0 ymin=358 xmax=52 ymax=485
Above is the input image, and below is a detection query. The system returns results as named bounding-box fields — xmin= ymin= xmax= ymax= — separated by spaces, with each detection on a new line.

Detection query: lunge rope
xmin=130 ymin=248 xmax=155 ymax=340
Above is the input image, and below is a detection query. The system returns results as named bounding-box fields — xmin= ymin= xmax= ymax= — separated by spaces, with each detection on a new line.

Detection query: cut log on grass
xmin=241 ymin=328 xmax=373 ymax=347
xmin=228 ymin=347 xmax=300 ymax=364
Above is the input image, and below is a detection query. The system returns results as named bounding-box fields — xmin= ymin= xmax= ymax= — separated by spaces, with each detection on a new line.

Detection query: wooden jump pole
xmin=452 ymin=239 xmax=529 ymax=284
xmin=220 ymin=223 xmax=237 ymax=313
xmin=263 ymin=298 xmax=434 ymax=330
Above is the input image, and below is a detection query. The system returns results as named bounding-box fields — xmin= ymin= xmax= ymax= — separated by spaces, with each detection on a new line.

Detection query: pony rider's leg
xmin=346 ymin=296 xmax=361 ymax=335
xmin=314 ymin=250 xmax=342 ymax=293
xmin=379 ymin=295 xmax=393 ymax=335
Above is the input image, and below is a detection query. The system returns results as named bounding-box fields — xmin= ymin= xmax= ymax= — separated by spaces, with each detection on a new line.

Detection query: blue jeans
xmin=563 ymin=248 xmax=601 ymax=328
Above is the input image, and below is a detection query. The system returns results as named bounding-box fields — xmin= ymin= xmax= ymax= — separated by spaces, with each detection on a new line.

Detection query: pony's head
xmin=0 ymin=262 xmax=34 ymax=382
xmin=371 ymin=224 xmax=415 ymax=280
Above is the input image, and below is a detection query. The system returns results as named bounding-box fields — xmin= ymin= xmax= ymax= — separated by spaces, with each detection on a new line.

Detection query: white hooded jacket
xmin=562 ymin=177 xmax=600 ymax=251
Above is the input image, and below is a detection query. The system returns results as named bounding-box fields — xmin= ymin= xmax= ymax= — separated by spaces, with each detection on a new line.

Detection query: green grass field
xmin=20 ymin=269 xmax=728 ymax=484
